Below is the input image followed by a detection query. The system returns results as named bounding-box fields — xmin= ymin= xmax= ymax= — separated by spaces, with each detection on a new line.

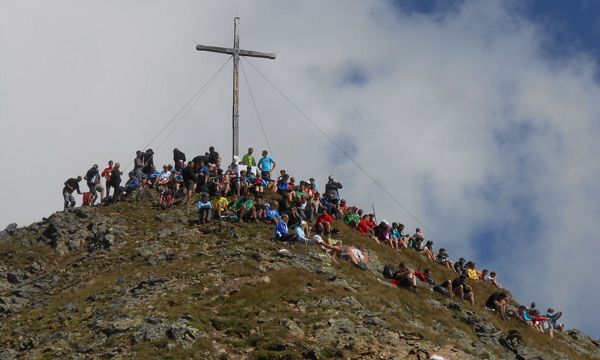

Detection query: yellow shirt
xmin=212 ymin=197 xmax=229 ymax=210
xmin=467 ymin=268 xmax=478 ymax=280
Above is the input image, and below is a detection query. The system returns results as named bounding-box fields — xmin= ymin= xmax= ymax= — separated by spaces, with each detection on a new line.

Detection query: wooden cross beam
xmin=196 ymin=17 xmax=276 ymax=160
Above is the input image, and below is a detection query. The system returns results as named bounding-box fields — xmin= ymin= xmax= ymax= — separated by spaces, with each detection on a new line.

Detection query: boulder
xmin=166 ymin=320 xmax=202 ymax=349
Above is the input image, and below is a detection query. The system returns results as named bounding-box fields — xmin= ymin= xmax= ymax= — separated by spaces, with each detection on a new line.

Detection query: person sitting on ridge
xmin=343 ymin=208 xmax=361 ymax=228
xmin=230 ymin=194 xmax=256 ymax=222
xmin=393 ymin=262 xmax=418 ymax=292
xmin=378 ymin=220 xmax=398 ymax=250
xmin=545 ymin=308 xmax=564 ymax=332
xmin=395 ymin=223 xmax=410 ymax=249
xmin=436 ymin=248 xmax=454 ymax=271
xmin=196 ymin=192 xmax=212 ymax=224
xmin=465 ymin=262 xmax=479 ymax=280
xmin=483 ymin=270 xmax=502 ymax=289
xmin=274 ymin=214 xmax=296 ymax=242
xmin=414 ymin=268 xmax=452 ymax=297
xmin=454 ymin=257 xmax=466 ymax=274
xmin=450 ymin=274 xmax=475 ymax=305
xmin=315 ymin=210 xmax=335 ymax=236
xmin=356 ymin=214 xmax=372 ymax=235
xmin=157 ymin=164 xmax=172 ymax=187
xmin=340 ymin=245 xmax=369 ymax=270
xmin=160 ymin=186 xmax=174 ymax=209
xmin=212 ymin=193 xmax=229 ymax=219
xmin=123 ymin=171 xmax=140 ymax=197
xmin=485 ymin=292 xmax=509 ymax=320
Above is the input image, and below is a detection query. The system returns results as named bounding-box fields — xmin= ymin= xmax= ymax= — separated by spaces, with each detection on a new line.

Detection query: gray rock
xmin=25 ymin=261 xmax=44 ymax=274
xmin=0 ymin=296 xmax=13 ymax=314
xmin=167 ymin=321 xmax=202 ymax=349
xmin=4 ymin=223 xmax=18 ymax=234
xmin=0 ymin=349 xmax=17 ymax=360
xmin=499 ymin=329 xmax=548 ymax=359
xmin=6 ymin=273 xmax=20 ymax=284
xmin=17 ymin=337 xmax=36 ymax=351
xmin=64 ymin=302 xmax=79 ymax=312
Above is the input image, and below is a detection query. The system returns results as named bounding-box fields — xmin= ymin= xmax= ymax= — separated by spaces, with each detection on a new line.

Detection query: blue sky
xmin=393 ymin=0 xmax=600 ymax=68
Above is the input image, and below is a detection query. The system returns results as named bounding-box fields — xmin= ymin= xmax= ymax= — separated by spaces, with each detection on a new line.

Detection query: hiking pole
xmin=372 ymin=203 xmax=377 ymax=223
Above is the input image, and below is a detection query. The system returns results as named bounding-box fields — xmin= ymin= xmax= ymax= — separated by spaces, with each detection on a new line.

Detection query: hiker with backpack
xmin=62 ymin=176 xmax=83 ymax=210
xmin=84 ymin=164 xmax=103 ymax=205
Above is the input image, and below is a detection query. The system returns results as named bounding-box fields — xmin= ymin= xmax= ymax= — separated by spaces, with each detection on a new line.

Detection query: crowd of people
xmin=61 ymin=145 xmax=565 ymax=338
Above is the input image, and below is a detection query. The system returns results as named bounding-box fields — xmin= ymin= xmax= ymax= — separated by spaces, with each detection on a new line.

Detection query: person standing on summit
xmin=62 ymin=176 xmax=83 ymax=210
xmin=173 ymin=148 xmax=186 ymax=165
xmin=101 ymin=161 xmax=114 ymax=197
xmin=325 ymin=175 xmax=343 ymax=201
xmin=84 ymin=164 xmax=104 ymax=205
xmin=133 ymin=150 xmax=145 ymax=180
xmin=242 ymin=147 xmax=256 ymax=167
xmin=208 ymin=146 xmax=220 ymax=165
xmin=258 ymin=150 xmax=276 ymax=181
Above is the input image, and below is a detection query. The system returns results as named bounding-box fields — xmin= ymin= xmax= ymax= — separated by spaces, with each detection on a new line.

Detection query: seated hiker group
xmin=61 ymin=145 xmax=565 ymax=338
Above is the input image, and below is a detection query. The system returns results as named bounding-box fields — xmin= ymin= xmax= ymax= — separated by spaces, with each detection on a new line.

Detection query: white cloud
xmin=1 ymin=0 xmax=599 ymax=336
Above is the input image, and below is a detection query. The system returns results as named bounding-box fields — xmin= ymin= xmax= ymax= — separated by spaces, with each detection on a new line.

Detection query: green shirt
xmin=242 ymin=153 xmax=256 ymax=166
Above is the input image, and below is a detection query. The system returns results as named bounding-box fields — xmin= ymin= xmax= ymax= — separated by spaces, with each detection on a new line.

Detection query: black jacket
xmin=173 ymin=149 xmax=186 ymax=163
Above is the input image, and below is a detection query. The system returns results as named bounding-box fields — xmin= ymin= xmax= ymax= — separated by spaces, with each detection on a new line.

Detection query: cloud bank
xmin=1 ymin=0 xmax=599 ymax=336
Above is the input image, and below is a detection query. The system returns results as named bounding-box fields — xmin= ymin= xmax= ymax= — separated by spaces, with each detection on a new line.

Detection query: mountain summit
xmin=0 ymin=190 xmax=599 ymax=359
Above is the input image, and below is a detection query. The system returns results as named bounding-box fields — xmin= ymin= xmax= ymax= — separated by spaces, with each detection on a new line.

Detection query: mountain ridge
xmin=1 ymin=189 xmax=599 ymax=359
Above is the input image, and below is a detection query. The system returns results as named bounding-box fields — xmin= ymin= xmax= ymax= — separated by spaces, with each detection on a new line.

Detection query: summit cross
xmin=196 ymin=17 xmax=276 ymax=160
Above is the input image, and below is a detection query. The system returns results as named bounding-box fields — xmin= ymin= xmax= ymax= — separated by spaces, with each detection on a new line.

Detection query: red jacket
xmin=367 ymin=219 xmax=377 ymax=230
xmin=315 ymin=213 xmax=334 ymax=226
xmin=357 ymin=219 xmax=371 ymax=234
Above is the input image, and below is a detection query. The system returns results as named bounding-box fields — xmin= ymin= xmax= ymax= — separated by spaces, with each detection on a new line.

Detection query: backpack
xmin=382 ymin=265 xmax=397 ymax=279
xmin=82 ymin=192 xmax=92 ymax=206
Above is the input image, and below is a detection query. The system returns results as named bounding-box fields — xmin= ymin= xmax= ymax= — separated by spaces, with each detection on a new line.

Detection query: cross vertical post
xmin=196 ymin=17 xmax=276 ymax=160
xmin=232 ymin=17 xmax=240 ymax=160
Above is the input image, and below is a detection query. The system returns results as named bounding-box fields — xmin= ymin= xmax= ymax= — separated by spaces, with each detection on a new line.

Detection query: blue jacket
xmin=266 ymin=208 xmax=280 ymax=220
xmin=196 ymin=200 xmax=212 ymax=210
xmin=275 ymin=219 xmax=288 ymax=239
xmin=125 ymin=177 xmax=140 ymax=190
